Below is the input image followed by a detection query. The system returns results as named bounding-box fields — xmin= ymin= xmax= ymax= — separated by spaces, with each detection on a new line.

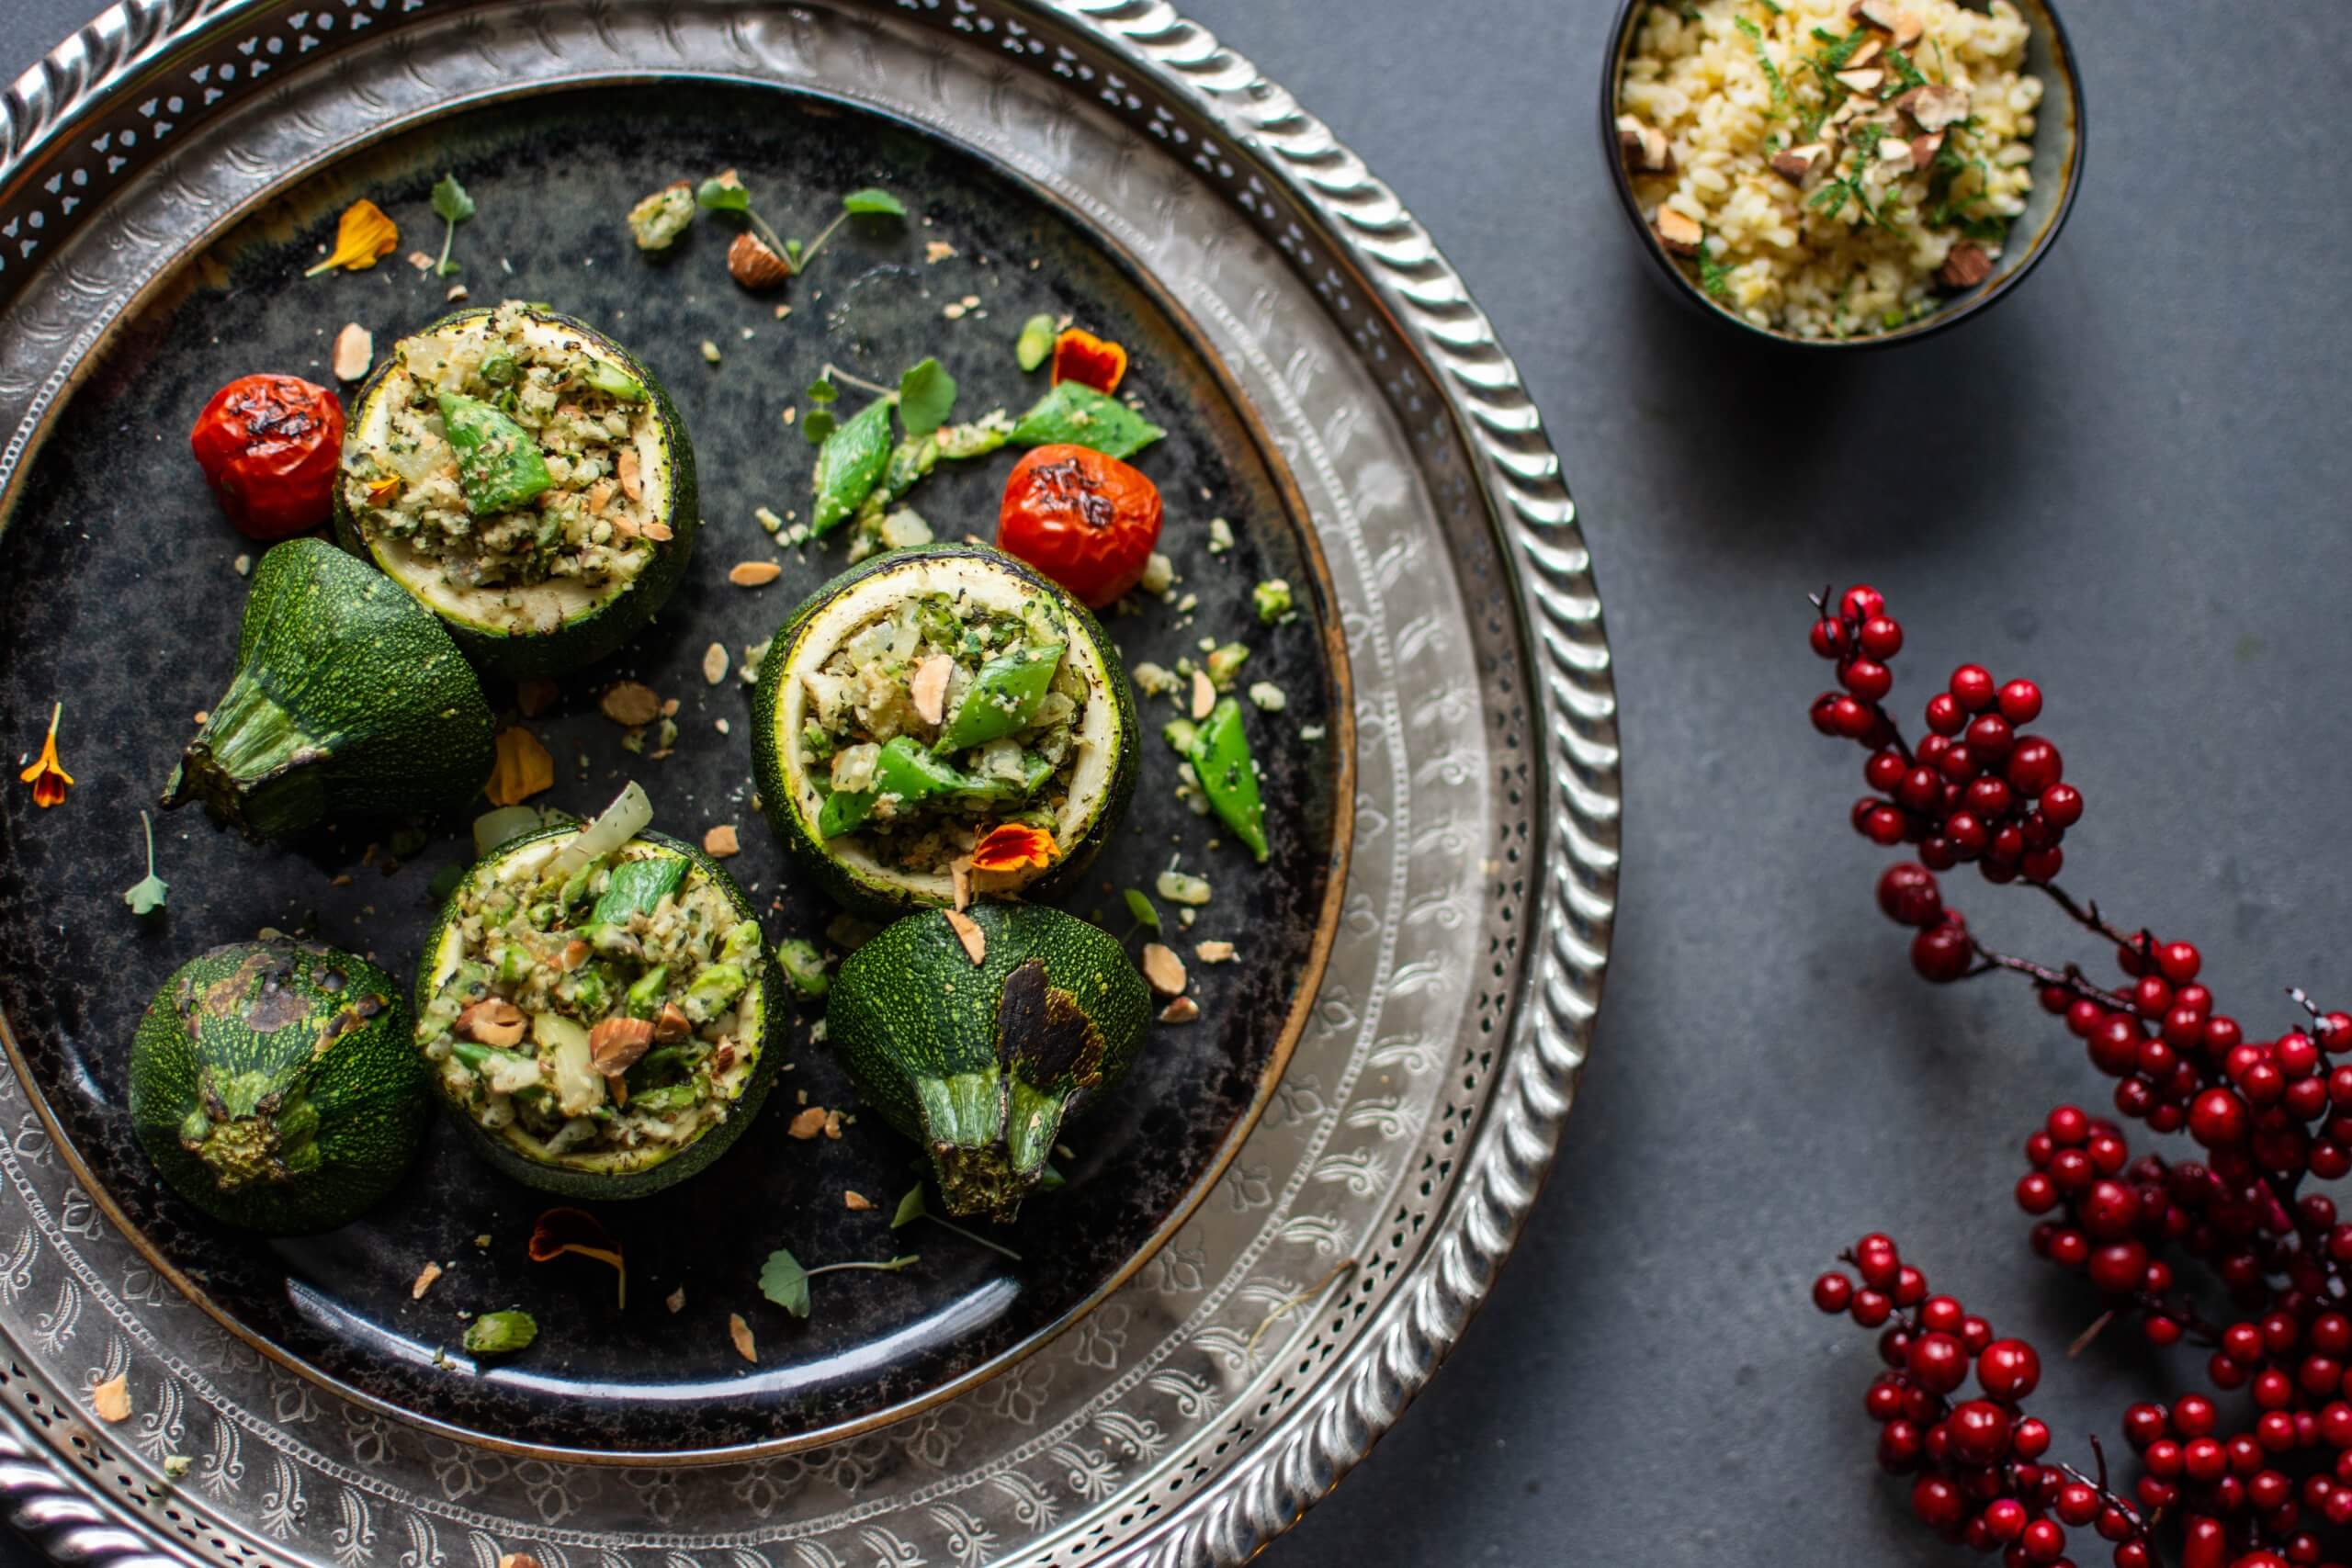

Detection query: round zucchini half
xmin=414 ymin=824 xmax=781 ymax=1201
xmin=751 ymin=545 xmax=1139 ymax=913
xmin=333 ymin=302 xmax=698 ymax=679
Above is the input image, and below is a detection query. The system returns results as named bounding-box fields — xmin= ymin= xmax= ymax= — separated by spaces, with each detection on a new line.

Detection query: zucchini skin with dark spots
xmin=129 ymin=940 xmax=430 ymax=1235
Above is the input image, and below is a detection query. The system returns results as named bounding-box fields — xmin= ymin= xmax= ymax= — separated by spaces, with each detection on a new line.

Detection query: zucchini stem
xmin=162 ymin=671 xmax=332 ymax=841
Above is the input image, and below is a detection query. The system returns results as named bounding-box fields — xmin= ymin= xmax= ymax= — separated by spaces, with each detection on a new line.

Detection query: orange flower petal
xmin=302 ymin=198 xmax=400 ymax=278
xmin=484 ymin=726 xmax=554 ymax=807
xmin=970 ymin=823 xmax=1057 ymax=874
xmin=1049 ymin=329 xmax=1127 ymax=396
xmin=18 ymin=704 xmax=70 ymax=808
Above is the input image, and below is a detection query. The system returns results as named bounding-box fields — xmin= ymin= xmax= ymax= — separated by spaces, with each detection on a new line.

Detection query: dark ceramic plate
xmin=0 ymin=81 xmax=1349 ymax=1461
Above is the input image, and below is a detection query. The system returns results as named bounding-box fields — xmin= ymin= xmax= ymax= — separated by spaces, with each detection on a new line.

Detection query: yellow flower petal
xmin=302 ymin=199 xmax=400 ymax=278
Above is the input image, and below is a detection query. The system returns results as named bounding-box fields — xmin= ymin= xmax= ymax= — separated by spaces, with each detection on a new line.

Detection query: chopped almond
xmin=588 ymin=1016 xmax=656 ymax=1077
xmin=558 ymin=940 xmax=593 ymax=972
xmin=703 ymin=824 xmax=741 ymax=858
xmin=1195 ymin=940 xmax=1238 ymax=964
xmin=457 ymin=998 xmax=526 ymax=1048
xmin=1158 ymin=996 xmax=1201 ymax=1025
xmin=1617 ymin=123 xmax=1674 ymax=176
xmin=1770 ymin=142 xmax=1829 ymax=183
xmin=1139 ymin=942 xmax=1188 ymax=997
xmin=1909 ymin=131 xmax=1946 ymax=170
xmin=787 ymin=1106 xmax=829 ymax=1139
xmin=950 ymin=858 xmax=974 ymax=913
xmin=600 ymin=681 xmax=662 ymax=727
xmin=729 ymin=1313 xmax=756 ymax=1363
xmin=702 ymin=642 xmax=730 ymax=686
xmin=412 ymin=1261 xmax=444 ymax=1300
xmin=1844 ymin=35 xmax=1883 ymax=69
xmin=1653 ymin=208 xmax=1704 ymax=256
xmin=1893 ymin=8 xmax=1925 ymax=48
xmin=616 ymin=446 xmax=643 ymax=502
xmin=727 ymin=231 xmax=791 ymax=291
xmin=729 ymin=560 xmax=783 ymax=588
xmin=332 ymin=322 xmax=373 ymax=382
xmin=1189 ymin=668 xmax=1216 ymax=720
xmin=1849 ymin=0 xmax=1902 ymax=28
xmin=910 ymin=655 xmax=955 ymax=727
xmin=1938 ymin=241 xmax=1994 ymax=289
xmin=91 ymin=1373 xmax=130 ymax=1423
xmin=823 ymin=1109 xmax=845 ymax=1140
xmin=655 ymin=1002 xmax=691 ymax=1043
xmin=944 ymin=908 xmax=987 ymax=965
xmin=665 ymin=1287 xmax=686 ymax=1314
xmin=584 ymin=479 xmax=616 ymax=515
xmin=1834 ymin=66 xmax=1884 ymax=94
xmin=843 ymin=1190 xmax=874 ymax=1212
xmin=1894 ymin=83 xmax=1971 ymax=133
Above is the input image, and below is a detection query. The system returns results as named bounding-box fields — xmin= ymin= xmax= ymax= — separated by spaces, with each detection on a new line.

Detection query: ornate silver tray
xmin=0 ymin=1 xmax=1618 ymax=1562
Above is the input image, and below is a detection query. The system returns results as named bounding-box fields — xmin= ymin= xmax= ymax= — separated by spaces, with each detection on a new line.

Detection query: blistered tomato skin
xmin=995 ymin=443 xmax=1163 ymax=608
xmin=190 ymin=375 xmax=346 ymax=540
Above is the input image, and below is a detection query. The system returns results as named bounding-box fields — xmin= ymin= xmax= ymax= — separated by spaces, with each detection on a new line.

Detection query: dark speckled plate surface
xmin=0 ymin=81 xmax=1348 ymax=1461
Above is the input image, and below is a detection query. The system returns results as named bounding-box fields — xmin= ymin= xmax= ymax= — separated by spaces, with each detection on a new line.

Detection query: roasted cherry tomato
xmin=190 ymin=374 xmax=345 ymax=540
xmin=996 ymin=444 xmax=1163 ymax=608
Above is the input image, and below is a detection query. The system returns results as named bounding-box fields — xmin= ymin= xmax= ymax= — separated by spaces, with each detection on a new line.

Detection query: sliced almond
xmin=665 ymin=1287 xmax=686 ymax=1314
xmin=702 ymin=642 xmax=731 ymax=686
xmin=703 ymin=824 xmax=741 ymax=858
xmin=1894 ymin=83 xmax=1971 ymax=133
xmin=728 ymin=1313 xmax=756 ymax=1364
xmin=1195 ymin=940 xmax=1238 ymax=964
xmin=600 ymin=681 xmax=662 ymax=727
xmin=412 ymin=1261 xmax=444 ymax=1300
xmin=843 ymin=1190 xmax=874 ymax=1212
xmin=332 ymin=322 xmax=373 ymax=383
xmin=1938 ymin=241 xmax=1994 ymax=289
xmin=787 ymin=1106 xmax=829 ymax=1140
xmin=1844 ymin=35 xmax=1883 ymax=69
xmin=1770 ymin=142 xmax=1829 ymax=183
xmin=457 ymin=998 xmax=526 ymax=1048
xmin=1189 ymin=668 xmax=1216 ymax=721
xmin=1139 ymin=942 xmax=1188 ymax=997
xmin=616 ymin=446 xmax=643 ymax=503
xmin=91 ymin=1373 xmax=130 ymax=1423
xmin=641 ymin=521 xmax=673 ymax=542
xmin=950 ymin=858 xmax=974 ymax=913
xmin=588 ymin=1016 xmax=656 ymax=1077
xmin=910 ymin=654 xmax=956 ymax=727
xmin=1158 ymin=996 xmax=1201 ymax=1025
xmin=1834 ymin=67 xmax=1884 ymax=94
xmin=1653 ymin=207 xmax=1704 ymax=256
xmin=654 ymin=1002 xmax=692 ymax=1043
xmin=944 ymin=908 xmax=986 ymax=965
xmin=729 ymin=560 xmax=783 ymax=588
xmin=584 ymin=479 xmax=616 ymax=516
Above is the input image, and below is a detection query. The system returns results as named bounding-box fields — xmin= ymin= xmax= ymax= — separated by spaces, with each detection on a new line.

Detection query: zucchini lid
xmin=416 ymin=823 xmax=778 ymax=1190
xmin=334 ymin=304 xmax=698 ymax=673
xmin=752 ymin=545 xmax=1139 ymax=909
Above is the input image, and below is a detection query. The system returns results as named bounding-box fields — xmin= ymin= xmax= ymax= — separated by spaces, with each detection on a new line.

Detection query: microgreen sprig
xmin=696 ymin=176 xmax=906 ymax=277
xmin=429 ymin=173 xmax=474 ymax=277
xmin=758 ymin=1247 xmax=921 ymax=1320
xmin=123 ymin=810 xmax=167 ymax=917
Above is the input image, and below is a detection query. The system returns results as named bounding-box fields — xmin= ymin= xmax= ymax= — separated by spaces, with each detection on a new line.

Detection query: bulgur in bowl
xmin=1600 ymin=0 xmax=2082 ymax=346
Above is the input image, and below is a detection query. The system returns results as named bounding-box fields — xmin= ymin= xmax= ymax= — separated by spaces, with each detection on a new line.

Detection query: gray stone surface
xmin=7 ymin=1 xmax=2352 ymax=1562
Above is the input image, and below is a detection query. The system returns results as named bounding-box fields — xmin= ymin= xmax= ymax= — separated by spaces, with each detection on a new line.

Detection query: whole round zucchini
xmin=413 ymin=804 xmax=782 ymax=1200
xmin=129 ymin=940 xmax=430 ymax=1235
xmin=161 ymin=537 xmax=496 ymax=841
xmin=332 ymin=301 xmax=698 ymax=678
xmin=751 ymin=545 xmax=1139 ymax=913
xmin=826 ymin=902 xmax=1150 ymax=1221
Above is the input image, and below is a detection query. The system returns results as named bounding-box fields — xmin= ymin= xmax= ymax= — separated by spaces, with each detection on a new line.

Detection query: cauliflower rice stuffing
xmin=1618 ymin=0 xmax=2042 ymax=339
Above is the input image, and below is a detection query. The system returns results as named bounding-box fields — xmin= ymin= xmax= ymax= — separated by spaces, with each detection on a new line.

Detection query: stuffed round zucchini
xmin=751 ymin=545 xmax=1138 ymax=912
xmin=333 ymin=301 xmax=697 ymax=677
xmin=413 ymin=785 xmax=780 ymax=1199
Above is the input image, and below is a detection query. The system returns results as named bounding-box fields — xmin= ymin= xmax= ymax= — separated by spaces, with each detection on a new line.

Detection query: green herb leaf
xmin=759 ymin=1247 xmax=812 ymax=1318
xmin=1887 ymin=49 xmax=1928 ymax=91
xmin=1123 ymin=888 xmax=1160 ymax=932
xmin=1734 ymin=17 xmax=1791 ymax=112
xmin=696 ymin=175 xmax=751 ymax=212
xmin=840 ymin=187 xmax=906 ymax=218
xmin=1011 ymin=381 xmax=1166 ymax=461
xmin=461 ymin=1310 xmax=537 ymax=1356
xmin=1697 ymin=247 xmax=1734 ymax=300
xmin=810 ymin=397 xmax=895 ymax=535
xmin=896 ymin=357 xmax=957 ymax=438
xmin=802 ymin=407 xmax=838 ymax=446
xmin=431 ymin=173 xmax=476 ymax=226
xmin=891 ymin=1184 xmax=927 ymax=1230
xmin=123 ymin=810 xmax=167 ymax=917
xmin=806 ymin=377 xmax=839 ymax=404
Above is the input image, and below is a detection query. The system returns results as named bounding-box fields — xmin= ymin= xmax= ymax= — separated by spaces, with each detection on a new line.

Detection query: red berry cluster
xmin=1810 ymin=584 xmax=2081 ymax=886
xmin=1803 ymin=587 xmax=2352 ymax=1568
xmin=1815 ymin=1234 xmax=2158 ymax=1567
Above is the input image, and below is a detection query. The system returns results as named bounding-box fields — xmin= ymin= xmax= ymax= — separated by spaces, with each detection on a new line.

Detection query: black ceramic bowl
xmin=1600 ymin=0 xmax=2084 ymax=348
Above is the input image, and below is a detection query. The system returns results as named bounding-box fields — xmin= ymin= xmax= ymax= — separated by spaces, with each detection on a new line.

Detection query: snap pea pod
xmin=580 ymin=357 xmax=646 ymax=402
xmin=436 ymin=391 xmax=552 ymax=514
xmin=817 ymin=737 xmax=1042 ymax=838
xmin=809 ymin=397 xmax=893 ymax=536
xmin=449 ymin=1039 xmax=531 ymax=1074
xmin=565 ymin=967 xmax=610 ymax=1017
xmin=938 ymin=643 xmax=1064 ymax=752
xmin=682 ymin=964 xmax=747 ymax=1022
xmin=627 ymin=1083 xmax=704 ymax=1114
xmin=1188 ymin=698 xmax=1270 ymax=863
xmin=624 ymin=964 xmax=671 ymax=1020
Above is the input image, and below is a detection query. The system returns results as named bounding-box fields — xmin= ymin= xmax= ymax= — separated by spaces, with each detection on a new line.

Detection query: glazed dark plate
xmin=0 ymin=81 xmax=1350 ymax=1461
xmin=1599 ymin=0 xmax=2085 ymax=348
